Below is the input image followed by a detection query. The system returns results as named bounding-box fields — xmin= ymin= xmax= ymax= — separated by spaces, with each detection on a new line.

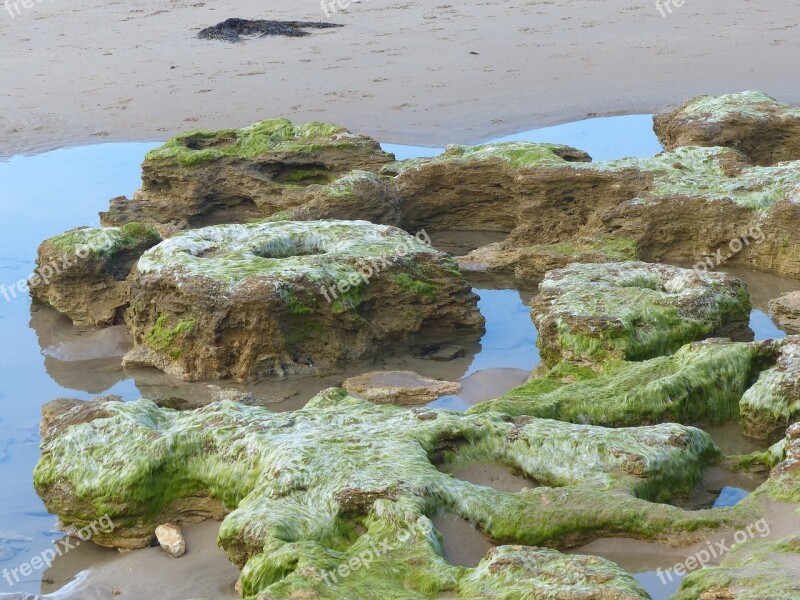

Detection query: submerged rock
xmin=123 ymin=220 xmax=483 ymax=381
xmin=28 ymin=224 xmax=161 ymax=326
xmin=769 ymin=291 xmax=800 ymax=334
xmin=34 ymin=390 xmax=730 ymax=597
xmin=654 ymin=90 xmax=800 ymax=165
xmin=530 ymin=262 xmax=751 ymax=369
xmin=740 ymin=338 xmax=800 ymax=442
xmin=342 ymin=370 xmax=461 ymax=404
xmin=471 ymin=339 xmax=763 ymax=426
xmin=100 ymin=119 xmax=393 ymax=234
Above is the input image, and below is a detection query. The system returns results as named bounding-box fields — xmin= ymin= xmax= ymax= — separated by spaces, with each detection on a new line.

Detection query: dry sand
xmin=1 ymin=0 xmax=799 ymax=157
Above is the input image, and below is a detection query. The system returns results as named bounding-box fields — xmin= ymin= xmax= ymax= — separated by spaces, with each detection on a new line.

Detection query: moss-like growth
xmin=531 ymin=261 xmax=752 ymax=368
xmin=35 ymin=391 xmax=743 ymax=598
xmin=48 ymin=223 xmax=161 ymax=259
xmin=143 ymin=314 xmax=196 ymax=359
xmin=470 ymin=340 xmax=761 ymax=427
xmin=674 ymin=533 xmax=800 ymax=600
xmin=145 ymin=119 xmax=358 ymax=167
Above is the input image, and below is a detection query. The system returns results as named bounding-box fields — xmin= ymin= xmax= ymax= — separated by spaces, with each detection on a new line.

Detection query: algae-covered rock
xmin=35 ymin=390 xmax=731 ymax=598
xmin=100 ymin=119 xmax=393 ymax=233
xmin=654 ymin=90 xmax=800 ymax=165
xmin=769 ymin=291 xmax=800 ymax=334
xmin=28 ymin=224 xmax=161 ymax=326
xmin=384 ymin=142 xmax=592 ymax=232
xmin=456 ymin=545 xmax=649 ymax=599
xmin=673 ymin=533 xmax=800 ymax=600
xmin=530 ymin=262 xmax=751 ymax=369
xmin=123 ymin=220 xmax=483 ymax=381
xmin=740 ymin=338 xmax=800 ymax=441
xmin=470 ymin=339 xmax=762 ymax=426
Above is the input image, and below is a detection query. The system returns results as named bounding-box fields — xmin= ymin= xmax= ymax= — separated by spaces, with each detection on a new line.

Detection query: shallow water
xmin=0 ymin=116 xmax=795 ymax=596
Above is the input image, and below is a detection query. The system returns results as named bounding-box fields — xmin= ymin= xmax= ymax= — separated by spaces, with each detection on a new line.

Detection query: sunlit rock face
xmin=122 ymin=220 xmax=484 ymax=382
xmin=654 ymin=90 xmax=800 ymax=165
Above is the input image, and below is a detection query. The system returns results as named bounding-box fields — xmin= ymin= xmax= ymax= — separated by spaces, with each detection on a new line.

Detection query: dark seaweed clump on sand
xmin=198 ymin=18 xmax=344 ymax=42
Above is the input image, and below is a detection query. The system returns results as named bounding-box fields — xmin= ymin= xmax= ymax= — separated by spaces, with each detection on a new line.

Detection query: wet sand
xmin=1 ymin=0 xmax=799 ymax=157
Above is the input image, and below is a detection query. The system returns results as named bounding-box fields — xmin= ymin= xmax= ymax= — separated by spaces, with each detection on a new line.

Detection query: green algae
xmin=136 ymin=220 xmax=441 ymax=290
xmin=323 ymin=170 xmax=383 ymax=199
xmin=143 ymin=314 xmax=196 ymax=359
xmin=674 ymin=533 xmax=800 ymax=600
xmin=34 ymin=391 xmax=740 ymax=598
xmin=532 ymin=262 xmax=752 ymax=368
xmin=48 ymin=223 xmax=161 ymax=259
xmin=672 ymin=90 xmax=800 ymax=123
xmin=145 ymin=119 xmax=359 ymax=167
xmin=469 ymin=340 xmax=761 ymax=427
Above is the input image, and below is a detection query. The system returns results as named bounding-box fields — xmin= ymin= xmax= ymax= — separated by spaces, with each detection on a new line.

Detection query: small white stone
xmin=155 ymin=523 xmax=186 ymax=558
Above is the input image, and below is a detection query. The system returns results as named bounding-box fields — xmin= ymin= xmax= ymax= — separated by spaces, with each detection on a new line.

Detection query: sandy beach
xmin=0 ymin=0 xmax=799 ymax=156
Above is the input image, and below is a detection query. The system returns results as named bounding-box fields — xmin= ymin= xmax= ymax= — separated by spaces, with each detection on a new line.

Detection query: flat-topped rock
xmin=654 ymin=90 xmax=800 ymax=165
xmin=29 ymin=223 xmax=161 ymax=326
xmin=342 ymin=370 xmax=460 ymax=404
xmin=100 ymin=119 xmax=394 ymax=233
xmin=530 ymin=262 xmax=751 ymax=368
xmin=34 ymin=390 xmax=727 ymax=597
xmin=123 ymin=220 xmax=483 ymax=381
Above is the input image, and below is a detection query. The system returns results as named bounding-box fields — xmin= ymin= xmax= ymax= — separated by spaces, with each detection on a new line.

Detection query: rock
xmin=654 ymin=90 xmax=800 ymax=165
xmin=458 ymin=545 xmax=649 ymax=599
xmin=342 ymin=370 xmax=461 ymax=404
xmin=769 ymin=291 xmax=800 ymax=334
xmin=274 ymin=170 xmax=402 ymax=226
xmin=420 ymin=344 xmax=466 ymax=361
xmin=34 ymin=390 xmax=728 ymax=597
xmin=154 ymin=523 xmax=186 ymax=558
xmin=740 ymin=337 xmax=800 ymax=442
xmin=100 ymin=119 xmax=393 ymax=233
xmin=28 ymin=224 xmax=161 ymax=326
xmin=123 ymin=220 xmax=483 ymax=381
xmin=40 ymin=395 xmax=122 ymax=441
xmin=674 ymin=533 xmax=800 ymax=600
xmin=471 ymin=339 xmax=762 ymax=426
xmin=385 ymin=141 xmax=592 ymax=232
xmin=530 ymin=262 xmax=752 ymax=369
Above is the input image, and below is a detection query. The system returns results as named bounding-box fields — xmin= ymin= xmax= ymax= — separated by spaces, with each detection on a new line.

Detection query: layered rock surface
xmin=769 ymin=290 xmax=800 ymax=334
xmin=123 ymin=220 xmax=483 ymax=381
xmin=35 ymin=390 xmax=728 ymax=598
xmin=654 ymin=91 xmax=800 ymax=165
xmin=29 ymin=224 xmax=161 ymax=326
xmin=100 ymin=119 xmax=394 ymax=234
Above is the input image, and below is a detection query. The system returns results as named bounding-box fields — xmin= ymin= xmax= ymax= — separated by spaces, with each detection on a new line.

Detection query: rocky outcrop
xmin=100 ymin=119 xmax=394 ymax=234
xmin=28 ymin=224 xmax=161 ymax=326
xmin=740 ymin=338 xmax=800 ymax=442
xmin=654 ymin=91 xmax=800 ymax=166
xmin=470 ymin=339 xmax=764 ymax=426
xmin=342 ymin=370 xmax=460 ymax=404
xmin=123 ymin=220 xmax=483 ymax=381
xmin=769 ymin=291 xmax=800 ymax=334
xmin=530 ymin=262 xmax=752 ymax=369
xmin=154 ymin=523 xmax=186 ymax=558
xmin=384 ymin=142 xmax=591 ymax=232
xmin=35 ymin=390 xmax=730 ymax=597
